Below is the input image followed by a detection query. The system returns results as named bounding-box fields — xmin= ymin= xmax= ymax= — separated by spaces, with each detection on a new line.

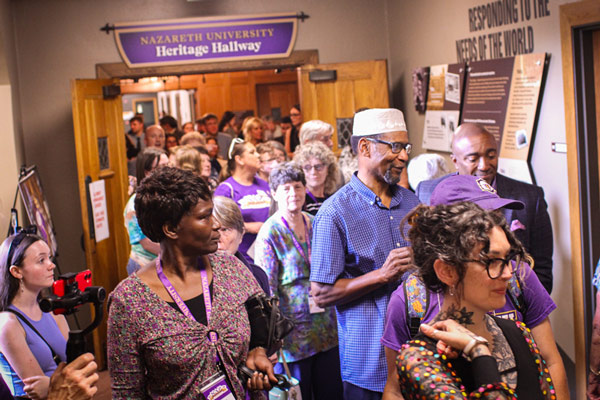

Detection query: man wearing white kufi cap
xmin=310 ymin=108 xmax=419 ymax=398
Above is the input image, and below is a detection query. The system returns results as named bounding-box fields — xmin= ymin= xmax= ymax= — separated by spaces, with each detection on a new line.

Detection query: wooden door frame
xmin=560 ymin=1 xmax=600 ymax=397
xmin=96 ymin=49 xmax=319 ymax=79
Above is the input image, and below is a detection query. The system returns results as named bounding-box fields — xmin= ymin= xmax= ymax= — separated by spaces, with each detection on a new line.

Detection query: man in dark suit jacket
xmin=416 ymin=123 xmax=554 ymax=293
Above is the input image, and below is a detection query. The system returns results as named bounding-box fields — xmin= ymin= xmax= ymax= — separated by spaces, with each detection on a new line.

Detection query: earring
xmin=448 ymin=285 xmax=456 ymax=296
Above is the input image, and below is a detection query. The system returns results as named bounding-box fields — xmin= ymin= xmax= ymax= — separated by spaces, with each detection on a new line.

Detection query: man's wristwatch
xmin=463 ymin=335 xmax=489 ymax=360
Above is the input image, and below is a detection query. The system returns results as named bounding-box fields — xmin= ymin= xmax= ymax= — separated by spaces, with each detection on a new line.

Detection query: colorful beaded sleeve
xmin=396 ymin=338 xmax=515 ymax=399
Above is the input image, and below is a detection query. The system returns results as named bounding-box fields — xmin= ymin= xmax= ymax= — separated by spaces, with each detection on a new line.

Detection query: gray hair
xmin=293 ymin=141 xmax=340 ymax=195
xmin=268 ymin=162 xmax=306 ymax=193
xmin=212 ymin=196 xmax=244 ymax=234
xmin=299 ymin=120 xmax=333 ymax=145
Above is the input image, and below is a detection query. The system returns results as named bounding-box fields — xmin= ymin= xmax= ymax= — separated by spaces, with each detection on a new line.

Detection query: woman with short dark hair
xmin=255 ymin=162 xmax=342 ymax=400
xmin=108 ymin=167 xmax=276 ymax=399
xmin=390 ymin=202 xmax=555 ymax=399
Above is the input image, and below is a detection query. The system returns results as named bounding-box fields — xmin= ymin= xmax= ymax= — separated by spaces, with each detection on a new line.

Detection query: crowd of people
xmin=0 ymin=105 xmax=573 ymax=399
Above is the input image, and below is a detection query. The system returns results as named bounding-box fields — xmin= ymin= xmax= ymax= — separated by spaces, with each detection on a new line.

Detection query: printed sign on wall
xmin=114 ymin=13 xmax=298 ymax=67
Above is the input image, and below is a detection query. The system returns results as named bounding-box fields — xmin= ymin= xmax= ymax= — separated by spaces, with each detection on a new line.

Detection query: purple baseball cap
xmin=430 ymin=175 xmax=524 ymax=210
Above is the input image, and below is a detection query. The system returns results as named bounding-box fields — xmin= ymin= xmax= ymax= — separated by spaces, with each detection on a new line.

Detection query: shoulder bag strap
xmin=5 ymin=309 xmax=62 ymax=365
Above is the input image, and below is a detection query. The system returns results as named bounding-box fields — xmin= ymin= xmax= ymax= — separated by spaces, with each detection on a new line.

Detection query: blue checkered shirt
xmin=310 ymin=173 xmax=420 ymax=392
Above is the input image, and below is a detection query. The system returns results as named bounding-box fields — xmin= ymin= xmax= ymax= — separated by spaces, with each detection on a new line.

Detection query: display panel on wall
xmin=420 ymin=53 xmax=548 ymax=184
xmin=422 ymin=63 xmax=465 ymax=152
xmin=113 ymin=13 xmax=299 ymax=68
xmin=461 ymin=53 xmax=548 ymax=184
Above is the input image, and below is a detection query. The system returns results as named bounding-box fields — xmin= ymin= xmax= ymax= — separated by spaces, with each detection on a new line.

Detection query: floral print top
xmin=107 ymin=251 xmax=263 ymax=399
xmin=254 ymin=212 xmax=338 ymax=363
xmin=396 ymin=318 xmax=556 ymax=399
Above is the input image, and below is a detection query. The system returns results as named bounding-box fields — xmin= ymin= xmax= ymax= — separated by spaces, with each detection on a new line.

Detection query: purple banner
xmin=114 ymin=14 xmax=298 ymax=67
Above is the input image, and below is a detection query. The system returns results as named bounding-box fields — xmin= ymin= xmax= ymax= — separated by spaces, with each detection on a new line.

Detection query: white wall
xmin=384 ymin=0 xmax=577 ymax=360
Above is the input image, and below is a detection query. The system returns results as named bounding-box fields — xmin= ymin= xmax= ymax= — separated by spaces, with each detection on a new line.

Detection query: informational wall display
xmin=89 ymin=180 xmax=110 ymax=243
xmin=114 ymin=13 xmax=298 ymax=67
xmin=412 ymin=67 xmax=429 ymax=113
xmin=455 ymin=0 xmax=552 ymax=63
xmin=461 ymin=53 xmax=547 ymax=183
xmin=422 ymin=63 xmax=465 ymax=152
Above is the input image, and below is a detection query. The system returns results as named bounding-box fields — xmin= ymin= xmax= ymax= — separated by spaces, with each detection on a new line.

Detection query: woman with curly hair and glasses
xmin=108 ymin=167 xmax=276 ymax=399
xmin=387 ymin=201 xmax=556 ymax=399
xmin=293 ymin=141 xmax=341 ymax=215
xmin=0 ymin=233 xmax=68 ymax=399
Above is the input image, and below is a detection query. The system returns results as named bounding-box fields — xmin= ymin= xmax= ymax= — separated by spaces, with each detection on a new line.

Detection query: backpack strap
xmin=5 ymin=309 xmax=62 ymax=365
xmin=403 ymin=273 xmax=429 ymax=339
xmin=222 ymin=182 xmax=234 ymax=198
xmin=506 ymin=274 xmax=527 ymax=317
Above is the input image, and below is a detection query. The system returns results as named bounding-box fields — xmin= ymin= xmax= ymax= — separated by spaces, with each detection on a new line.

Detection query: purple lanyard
xmin=156 ymin=257 xmax=218 ymax=345
xmin=280 ymin=214 xmax=311 ymax=265
xmin=306 ymin=189 xmax=318 ymax=204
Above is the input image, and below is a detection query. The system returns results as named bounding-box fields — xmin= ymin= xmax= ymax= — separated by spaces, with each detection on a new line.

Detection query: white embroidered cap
xmin=352 ymin=108 xmax=407 ymax=136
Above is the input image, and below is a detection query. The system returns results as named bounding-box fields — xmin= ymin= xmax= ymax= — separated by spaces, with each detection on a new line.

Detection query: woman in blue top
xmin=0 ymin=232 xmax=68 ymax=399
xmin=254 ymin=162 xmax=342 ymax=400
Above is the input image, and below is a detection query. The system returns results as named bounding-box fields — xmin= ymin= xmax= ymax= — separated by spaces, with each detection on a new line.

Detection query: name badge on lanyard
xmin=156 ymin=256 xmax=235 ymax=399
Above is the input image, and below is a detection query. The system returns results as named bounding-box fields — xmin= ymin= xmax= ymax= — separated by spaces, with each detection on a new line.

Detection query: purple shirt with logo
xmin=214 ymin=176 xmax=271 ymax=259
xmin=381 ymin=263 xmax=556 ymax=351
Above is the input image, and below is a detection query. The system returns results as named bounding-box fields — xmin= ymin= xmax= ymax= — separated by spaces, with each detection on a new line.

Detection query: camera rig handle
xmin=40 ymin=286 xmax=106 ymax=363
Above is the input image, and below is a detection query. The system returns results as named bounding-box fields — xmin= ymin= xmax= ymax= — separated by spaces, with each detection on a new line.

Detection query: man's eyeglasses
xmin=302 ymin=163 xmax=325 ymax=172
xmin=366 ymin=138 xmax=412 ymax=154
xmin=464 ymin=251 xmax=523 ymax=279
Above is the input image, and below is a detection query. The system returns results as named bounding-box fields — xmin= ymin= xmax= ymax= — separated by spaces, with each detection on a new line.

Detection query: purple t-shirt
xmin=381 ymin=263 xmax=556 ymax=351
xmin=214 ymin=176 xmax=271 ymax=259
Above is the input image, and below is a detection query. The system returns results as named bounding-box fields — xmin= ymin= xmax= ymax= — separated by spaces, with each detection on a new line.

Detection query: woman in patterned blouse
xmin=108 ymin=167 xmax=276 ymax=399
xmin=387 ymin=202 xmax=556 ymax=399
xmin=254 ymin=162 xmax=342 ymax=400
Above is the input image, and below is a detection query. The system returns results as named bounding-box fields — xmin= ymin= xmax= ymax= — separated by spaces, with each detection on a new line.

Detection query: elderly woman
xmin=124 ymin=147 xmax=168 ymax=275
xmin=212 ymin=196 xmax=270 ymax=295
xmin=214 ymin=140 xmax=271 ymax=261
xmin=254 ymin=163 xmax=342 ymax=400
xmin=390 ymin=202 xmax=555 ymax=399
xmin=256 ymin=143 xmax=279 ymax=182
xmin=108 ymin=167 xmax=276 ymax=399
xmin=0 ymin=233 xmax=68 ymax=399
xmin=298 ymin=119 xmax=334 ymax=149
xmin=293 ymin=141 xmax=341 ymax=215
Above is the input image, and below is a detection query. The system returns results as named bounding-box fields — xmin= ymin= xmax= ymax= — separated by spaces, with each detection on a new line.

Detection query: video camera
xmin=40 ymin=270 xmax=106 ymax=362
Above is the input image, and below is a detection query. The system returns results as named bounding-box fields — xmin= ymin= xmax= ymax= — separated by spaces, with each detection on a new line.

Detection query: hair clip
xmin=228 ymin=138 xmax=245 ymax=160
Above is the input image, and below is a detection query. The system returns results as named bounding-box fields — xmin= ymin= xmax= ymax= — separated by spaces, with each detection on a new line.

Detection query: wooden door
xmin=299 ymin=60 xmax=390 ymax=152
xmin=71 ymin=79 xmax=130 ymax=368
xmin=256 ymin=82 xmax=299 ymax=118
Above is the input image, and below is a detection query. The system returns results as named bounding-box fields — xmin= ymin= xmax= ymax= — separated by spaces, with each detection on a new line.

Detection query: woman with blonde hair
xmin=173 ymin=145 xmax=202 ymax=175
xmin=293 ymin=141 xmax=341 ymax=215
xmin=243 ymin=117 xmax=264 ymax=146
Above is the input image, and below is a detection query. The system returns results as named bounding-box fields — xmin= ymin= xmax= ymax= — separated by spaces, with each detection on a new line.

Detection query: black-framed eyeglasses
xmin=464 ymin=250 xmax=523 ymax=279
xmin=366 ymin=138 xmax=412 ymax=154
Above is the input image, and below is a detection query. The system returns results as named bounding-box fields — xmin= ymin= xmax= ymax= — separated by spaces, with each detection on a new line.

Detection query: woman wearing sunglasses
xmin=391 ymin=202 xmax=555 ymax=399
xmin=293 ymin=141 xmax=341 ymax=216
xmin=0 ymin=233 xmax=68 ymax=399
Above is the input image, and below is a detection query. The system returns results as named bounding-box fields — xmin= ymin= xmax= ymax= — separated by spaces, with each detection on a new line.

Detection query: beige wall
xmin=0 ymin=0 xmax=23 ymax=235
xmin=385 ymin=0 xmax=577 ymax=359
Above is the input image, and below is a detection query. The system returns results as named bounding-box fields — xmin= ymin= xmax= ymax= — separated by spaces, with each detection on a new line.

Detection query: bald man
xmin=416 ymin=123 xmax=554 ymax=294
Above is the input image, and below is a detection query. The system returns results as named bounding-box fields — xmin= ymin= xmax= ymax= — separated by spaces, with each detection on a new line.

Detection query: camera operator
xmin=0 ymin=353 xmax=98 ymax=400
xmin=0 ymin=232 xmax=68 ymax=399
